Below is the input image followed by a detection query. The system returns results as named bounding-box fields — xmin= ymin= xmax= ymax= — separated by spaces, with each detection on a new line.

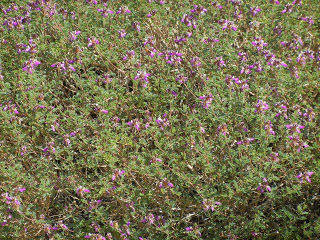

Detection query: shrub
xmin=0 ymin=0 xmax=319 ymax=239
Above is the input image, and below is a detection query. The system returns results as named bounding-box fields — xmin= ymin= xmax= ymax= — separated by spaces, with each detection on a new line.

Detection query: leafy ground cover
xmin=0 ymin=0 xmax=319 ymax=239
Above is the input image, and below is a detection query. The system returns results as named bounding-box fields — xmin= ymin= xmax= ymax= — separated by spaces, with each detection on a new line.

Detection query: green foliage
xmin=0 ymin=0 xmax=319 ymax=239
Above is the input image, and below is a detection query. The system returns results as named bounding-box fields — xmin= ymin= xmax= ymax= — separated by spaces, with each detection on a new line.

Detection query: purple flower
xmin=20 ymin=146 xmax=27 ymax=156
xmin=189 ymin=70 xmax=197 ymax=78
xmin=96 ymin=74 xmax=112 ymax=85
xmin=235 ymin=79 xmax=249 ymax=91
xmin=112 ymin=169 xmax=125 ymax=181
xmin=69 ymin=132 xmax=76 ymax=137
xmin=252 ymin=36 xmax=268 ymax=52
xmin=238 ymin=52 xmax=249 ymax=62
xmin=269 ymin=152 xmax=279 ymax=162
xmin=263 ymin=50 xmax=275 ymax=61
xmin=134 ymin=71 xmax=150 ymax=88
xmin=257 ymin=178 xmax=271 ymax=193
xmin=87 ymin=37 xmax=99 ymax=48
xmin=219 ymin=19 xmax=237 ymax=31
xmin=123 ymin=50 xmax=135 ymax=60
xmin=253 ymin=61 xmax=263 ymax=72
xmin=51 ymin=60 xmax=76 ymax=73
xmin=215 ymin=56 xmax=225 ymax=70
xmin=91 ymin=222 xmax=101 ymax=232
xmin=237 ymin=122 xmax=248 ymax=132
xmin=74 ymin=46 xmax=83 ymax=55
xmin=237 ymin=138 xmax=254 ymax=146
xmin=273 ymin=25 xmax=282 ymax=36
xmin=296 ymin=171 xmax=313 ymax=184
xmin=225 ymin=75 xmax=238 ymax=87
xmin=43 ymin=223 xmax=59 ymax=236
xmin=158 ymin=51 xmax=183 ymax=66
xmin=51 ymin=121 xmax=60 ymax=131
xmin=110 ymin=116 xmax=120 ymax=128
xmin=1 ymin=215 xmax=12 ymax=226
xmin=145 ymin=47 xmax=157 ymax=58
xmin=57 ymin=220 xmax=68 ymax=230
xmin=1 ymin=192 xmax=12 ymax=204
xmin=97 ymin=8 xmax=113 ymax=17
xmin=86 ymin=0 xmax=97 ymax=5
xmin=127 ymin=118 xmax=141 ymax=131
xmin=274 ymin=103 xmax=288 ymax=119
xmin=22 ymin=58 xmax=41 ymax=74
xmin=199 ymin=94 xmax=213 ymax=109
xmin=175 ymin=36 xmax=187 ymax=44
xmin=234 ymin=10 xmax=244 ymax=21
xmin=190 ymin=5 xmax=207 ymax=15
xmin=303 ymin=108 xmax=315 ymax=122
xmin=94 ymin=105 xmax=108 ymax=114
xmin=69 ymin=31 xmax=81 ymax=42
xmin=141 ymin=214 xmax=155 ymax=225
xmin=286 ymin=123 xmax=305 ymax=134
xmin=126 ymin=201 xmax=135 ymax=212
xmin=297 ymin=50 xmax=314 ymax=66
xmin=202 ymin=199 xmax=221 ymax=211
xmin=77 ymin=186 xmax=90 ymax=197
xmin=212 ymin=2 xmax=223 ymax=9
xmin=4 ymin=16 xmax=27 ymax=30
xmin=143 ymin=116 xmax=152 ymax=129
xmin=190 ymin=57 xmax=201 ymax=67
xmin=185 ymin=225 xmax=201 ymax=237
xmin=147 ymin=9 xmax=158 ymax=18
xmin=144 ymin=36 xmax=155 ymax=46
xmin=84 ymin=233 xmax=106 ymax=240
xmin=155 ymin=114 xmax=170 ymax=130
xmin=293 ymin=0 xmax=302 ymax=6
xmin=63 ymin=135 xmax=70 ymax=146
xmin=43 ymin=142 xmax=55 ymax=154
xmin=201 ymin=37 xmax=219 ymax=48
xmin=118 ymin=29 xmax=126 ymax=38
xmin=88 ymin=200 xmax=102 ymax=211
xmin=132 ymin=21 xmax=141 ymax=32
xmin=255 ymin=100 xmax=269 ymax=114
xmin=217 ymin=123 xmax=228 ymax=136
xmin=16 ymin=43 xmax=28 ymax=54
xmin=181 ymin=14 xmax=197 ymax=29
xmin=240 ymin=65 xmax=253 ymax=75
xmin=290 ymin=66 xmax=299 ymax=79
xmin=298 ymin=16 xmax=314 ymax=27
xmin=264 ymin=121 xmax=275 ymax=135
xmin=100 ymin=0 xmax=110 ymax=7
xmin=282 ymin=4 xmax=294 ymax=14
xmin=267 ymin=57 xmax=288 ymax=69
xmin=288 ymin=135 xmax=309 ymax=152
xmin=159 ymin=178 xmax=174 ymax=189
xmin=11 ymin=197 xmax=21 ymax=211
xmin=116 ymin=6 xmax=131 ymax=15
xmin=249 ymin=7 xmax=261 ymax=16
xmin=281 ymin=34 xmax=303 ymax=50
xmin=176 ymin=74 xmax=188 ymax=84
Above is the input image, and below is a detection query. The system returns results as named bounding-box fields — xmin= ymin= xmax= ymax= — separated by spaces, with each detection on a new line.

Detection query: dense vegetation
xmin=0 ymin=0 xmax=319 ymax=239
